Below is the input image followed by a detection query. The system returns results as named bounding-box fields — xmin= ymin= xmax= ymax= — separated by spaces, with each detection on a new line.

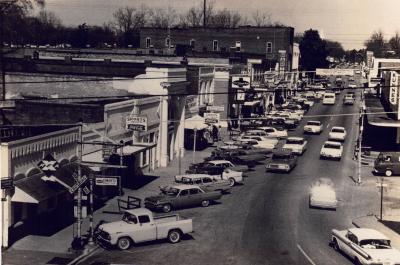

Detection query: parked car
xmin=331 ymin=228 xmax=400 ymax=265
xmin=265 ymin=149 xmax=297 ymax=173
xmin=282 ymin=137 xmax=308 ymax=155
xmin=96 ymin=208 xmax=193 ymax=250
xmin=328 ymin=126 xmax=347 ymax=141
xmin=166 ymin=174 xmax=231 ymax=193
xmin=242 ymin=129 xmax=269 ymax=137
xmin=320 ymin=141 xmax=343 ymax=160
xmin=259 ymin=126 xmax=288 ymax=139
xmin=309 ymin=178 xmax=337 ymax=209
xmin=188 ymin=160 xmax=248 ymax=173
xmin=374 ymin=152 xmax=400 ymax=176
xmin=208 ymin=149 xmax=268 ymax=167
xmin=348 ymin=83 xmax=357 ymax=88
xmin=343 ymin=94 xmax=355 ymax=105
xmin=144 ymin=185 xmax=223 ymax=213
xmin=238 ymin=135 xmax=279 ymax=149
xmin=303 ymin=120 xmax=323 ymax=134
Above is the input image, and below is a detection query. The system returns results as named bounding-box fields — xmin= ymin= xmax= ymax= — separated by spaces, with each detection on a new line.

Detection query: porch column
xmin=160 ymin=95 xmax=169 ymax=167
xmin=179 ymin=96 xmax=186 ymax=157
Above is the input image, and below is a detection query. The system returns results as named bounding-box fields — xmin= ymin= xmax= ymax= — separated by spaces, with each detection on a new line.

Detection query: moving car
xmin=144 ymin=185 xmax=223 ymax=213
xmin=165 ymin=174 xmax=231 ymax=193
xmin=96 ymin=208 xmax=193 ymax=250
xmin=303 ymin=120 xmax=323 ymax=134
xmin=320 ymin=141 xmax=343 ymax=160
xmin=265 ymin=149 xmax=297 ymax=173
xmin=282 ymin=137 xmax=308 ymax=155
xmin=259 ymin=126 xmax=288 ymax=139
xmin=322 ymin=92 xmax=336 ymax=105
xmin=348 ymin=83 xmax=357 ymax=89
xmin=328 ymin=126 xmax=347 ymax=141
xmin=343 ymin=94 xmax=355 ymax=105
xmin=309 ymin=178 xmax=337 ymax=209
xmin=374 ymin=152 xmax=400 ymax=176
xmin=331 ymin=228 xmax=400 ymax=265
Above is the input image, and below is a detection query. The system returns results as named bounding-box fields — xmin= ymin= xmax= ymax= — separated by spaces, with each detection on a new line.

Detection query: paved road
xmin=81 ymin=90 xmax=367 ymax=265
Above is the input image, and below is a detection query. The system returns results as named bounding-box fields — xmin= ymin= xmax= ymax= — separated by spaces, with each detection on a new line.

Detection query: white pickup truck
xmin=96 ymin=208 xmax=193 ymax=250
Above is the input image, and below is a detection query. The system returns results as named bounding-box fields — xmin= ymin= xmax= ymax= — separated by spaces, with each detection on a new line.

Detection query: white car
xmin=309 ymin=178 xmax=337 ymax=209
xmin=320 ymin=141 xmax=343 ymax=160
xmin=348 ymin=83 xmax=357 ymax=88
xmin=283 ymin=137 xmax=307 ymax=155
xmin=238 ymin=135 xmax=279 ymax=149
xmin=331 ymin=228 xmax=400 ymax=265
xmin=259 ymin=126 xmax=288 ymax=139
xmin=329 ymin=126 xmax=347 ymax=141
xmin=303 ymin=120 xmax=323 ymax=134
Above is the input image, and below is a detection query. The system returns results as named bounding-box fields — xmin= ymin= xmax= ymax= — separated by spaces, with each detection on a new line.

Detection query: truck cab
xmin=374 ymin=152 xmax=400 ymax=176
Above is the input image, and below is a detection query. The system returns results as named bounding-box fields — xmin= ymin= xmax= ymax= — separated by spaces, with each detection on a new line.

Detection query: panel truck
xmin=96 ymin=208 xmax=193 ymax=250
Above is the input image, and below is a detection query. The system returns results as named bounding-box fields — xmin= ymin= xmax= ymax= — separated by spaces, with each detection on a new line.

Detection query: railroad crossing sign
xmin=37 ymin=154 xmax=60 ymax=177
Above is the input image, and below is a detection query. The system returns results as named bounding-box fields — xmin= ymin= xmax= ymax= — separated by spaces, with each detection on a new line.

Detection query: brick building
xmin=139 ymin=26 xmax=295 ymax=71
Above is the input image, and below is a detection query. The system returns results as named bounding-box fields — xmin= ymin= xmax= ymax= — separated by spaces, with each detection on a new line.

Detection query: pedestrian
xmin=212 ymin=125 xmax=219 ymax=142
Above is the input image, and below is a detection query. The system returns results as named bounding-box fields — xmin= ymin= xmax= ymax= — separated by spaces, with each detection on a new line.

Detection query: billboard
xmin=316 ymin=68 xmax=355 ymax=76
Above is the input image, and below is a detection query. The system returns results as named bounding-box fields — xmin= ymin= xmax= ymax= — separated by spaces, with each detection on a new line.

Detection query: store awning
xmin=12 ymin=173 xmax=65 ymax=204
xmin=365 ymin=95 xmax=400 ymax=128
xmin=184 ymin=115 xmax=209 ymax=130
xmin=116 ymin=142 xmax=157 ymax=156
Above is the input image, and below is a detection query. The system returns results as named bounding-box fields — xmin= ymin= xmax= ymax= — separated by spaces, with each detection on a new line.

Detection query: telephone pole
xmin=203 ymin=0 xmax=206 ymax=28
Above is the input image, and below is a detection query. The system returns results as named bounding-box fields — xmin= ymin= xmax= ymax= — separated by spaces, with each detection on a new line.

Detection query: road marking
xmin=297 ymin=244 xmax=317 ymax=265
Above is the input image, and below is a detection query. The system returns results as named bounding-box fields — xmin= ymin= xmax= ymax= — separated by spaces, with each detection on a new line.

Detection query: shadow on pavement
xmin=380 ymin=220 xmax=400 ymax=234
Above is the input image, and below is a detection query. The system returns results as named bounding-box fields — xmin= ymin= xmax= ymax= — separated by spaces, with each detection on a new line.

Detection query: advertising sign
xmin=278 ymin=50 xmax=287 ymax=75
xmin=204 ymin=112 xmax=220 ymax=124
xmin=95 ymin=176 xmax=119 ymax=186
xmin=316 ymin=68 xmax=355 ymax=76
xmin=206 ymin=105 xmax=224 ymax=112
xmin=366 ymin=51 xmax=374 ymax=68
xmin=126 ymin=115 xmax=148 ymax=131
xmin=1 ymin=178 xmax=13 ymax=189
xmin=389 ymin=72 xmax=398 ymax=105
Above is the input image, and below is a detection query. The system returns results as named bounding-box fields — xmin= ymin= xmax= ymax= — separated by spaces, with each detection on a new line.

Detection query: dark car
xmin=207 ymin=149 xmax=268 ymax=167
xmin=265 ymin=149 xmax=297 ymax=173
xmin=188 ymin=160 xmax=248 ymax=174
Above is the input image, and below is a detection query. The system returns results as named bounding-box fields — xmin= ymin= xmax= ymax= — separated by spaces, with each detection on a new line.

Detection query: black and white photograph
xmin=1 ymin=0 xmax=400 ymax=264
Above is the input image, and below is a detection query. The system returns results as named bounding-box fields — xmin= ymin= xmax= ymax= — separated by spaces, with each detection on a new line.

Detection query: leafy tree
xmin=364 ymin=30 xmax=386 ymax=58
xmin=325 ymin=40 xmax=345 ymax=60
xmin=299 ymin=29 xmax=329 ymax=71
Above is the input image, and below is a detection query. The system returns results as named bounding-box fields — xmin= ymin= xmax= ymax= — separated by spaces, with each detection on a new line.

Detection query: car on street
xmin=303 ymin=120 xmax=323 ymax=134
xmin=348 ymin=83 xmax=357 ymax=89
xmin=165 ymin=174 xmax=231 ymax=193
xmin=259 ymin=126 xmax=288 ymax=139
xmin=238 ymin=135 xmax=279 ymax=149
xmin=282 ymin=137 xmax=308 ymax=155
xmin=374 ymin=152 xmax=400 ymax=176
xmin=265 ymin=149 xmax=297 ymax=173
xmin=343 ymin=94 xmax=355 ymax=105
xmin=331 ymin=228 xmax=400 ymax=265
xmin=208 ymin=149 xmax=268 ymax=167
xmin=320 ymin=141 xmax=343 ymax=160
xmin=144 ymin=185 xmax=223 ymax=213
xmin=188 ymin=160 xmax=248 ymax=173
xmin=309 ymin=178 xmax=337 ymax=209
xmin=322 ymin=92 xmax=336 ymax=105
xmin=328 ymin=126 xmax=347 ymax=141
xmin=242 ymin=129 xmax=269 ymax=137
xmin=96 ymin=208 xmax=193 ymax=250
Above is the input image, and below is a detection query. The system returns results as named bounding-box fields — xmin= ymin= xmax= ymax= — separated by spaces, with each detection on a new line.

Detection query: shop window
xmin=266 ymin=42 xmax=273 ymax=53
xmin=190 ymin=39 xmax=195 ymax=48
xmin=165 ymin=37 xmax=170 ymax=47
xmin=213 ymin=40 xmax=219 ymax=51
xmin=146 ymin=37 xmax=151 ymax=48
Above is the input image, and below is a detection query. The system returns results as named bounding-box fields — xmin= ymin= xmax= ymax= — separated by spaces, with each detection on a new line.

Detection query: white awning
xmin=184 ymin=115 xmax=208 ymax=130
xmin=12 ymin=187 xmax=39 ymax=204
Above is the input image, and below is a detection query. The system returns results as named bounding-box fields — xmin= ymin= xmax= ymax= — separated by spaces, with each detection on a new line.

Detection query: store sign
xmin=1 ymin=178 xmax=13 ymax=189
xmin=389 ymin=72 xmax=398 ymax=105
xmin=366 ymin=51 xmax=374 ymax=68
xmin=126 ymin=115 xmax=147 ymax=131
xmin=206 ymin=105 xmax=224 ymax=112
xmin=37 ymin=154 xmax=60 ymax=177
xmin=278 ymin=50 xmax=287 ymax=75
xmin=316 ymin=68 xmax=355 ymax=76
xmin=204 ymin=112 xmax=220 ymax=124
xmin=232 ymin=76 xmax=250 ymax=103
xmin=186 ymin=95 xmax=198 ymax=112
xmin=95 ymin=176 xmax=119 ymax=186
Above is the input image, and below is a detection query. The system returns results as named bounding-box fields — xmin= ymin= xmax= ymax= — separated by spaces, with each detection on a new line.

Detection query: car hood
xmin=99 ymin=221 xmax=129 ymax=233
xmin=362 ymin=248 xmax=400 ymax=262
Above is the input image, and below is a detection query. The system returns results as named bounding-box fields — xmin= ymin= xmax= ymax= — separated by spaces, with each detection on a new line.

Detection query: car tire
xmin=117 ymin=237 xmax=132 ymax=250
xmin=385 ymin=170 xmax=393 ymax=177
xmin=162 ymin=204 xmax=172 ymax=213
xmin=201 ymin=200 xmax=210 ymax=207
xmin=332 ymin=238 xmax=340 ymax=251
xmin=168 ymin=229 xmax=181 ymax=244
xmin=228 ymin=178 xmax=236 ymax=187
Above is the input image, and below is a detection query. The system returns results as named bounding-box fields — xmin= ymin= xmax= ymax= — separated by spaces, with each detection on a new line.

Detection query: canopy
xmin=184 ymin=115 xmax=208 ymax=130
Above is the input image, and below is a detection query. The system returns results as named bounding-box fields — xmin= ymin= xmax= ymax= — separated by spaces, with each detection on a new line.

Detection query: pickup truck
xmin=144 ymin=184 xmax=223 ymax=213
xmin=96 ymin=208 xmax=193 ymax=250
xmin=331 ymin=228 xmax=400 ymax=265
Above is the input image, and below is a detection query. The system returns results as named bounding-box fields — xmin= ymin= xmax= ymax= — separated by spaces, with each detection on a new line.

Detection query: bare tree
xmin=178 ymin=6 xmax=203 ymax=27
xmin=112 ymin=5 xmax=149 ymax=33
xmin=37 ymin=10 xmax=62 ymax=28
xmin=209 ymin=9 xmax=243 ymax=28
xmin=252 ymin=10 xmax=271 ymax=27
xmin=149 ymin=6 xmax=177 ymax=28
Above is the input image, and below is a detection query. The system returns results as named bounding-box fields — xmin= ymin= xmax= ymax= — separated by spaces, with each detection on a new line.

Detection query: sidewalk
xmin=2 ymin=144 xmax=215 ymax=265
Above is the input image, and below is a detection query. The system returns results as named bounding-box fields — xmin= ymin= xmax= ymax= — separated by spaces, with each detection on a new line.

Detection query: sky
xmin=43 ymin=0 xmax=400 ymax=50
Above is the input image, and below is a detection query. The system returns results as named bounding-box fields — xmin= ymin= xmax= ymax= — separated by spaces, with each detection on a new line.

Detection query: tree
xmin=299 ymin=29 xmax=329 ymax=71
xmin=325 ymin=40 xmax=345 ymax=60
xmin=149 ymin=7 xmax=177 ymax=28
xmin=252 ymin=11 xmax=271 ymax=27
xmin=364 ymin=30 xmax=386 ymax=57
xmin=208 ymin=9 xmax=243 ymax=28
xmin=389 ymin=32 xmax=400 ymax=56
xmin=178 ymin=6 xmax=203 ymax=28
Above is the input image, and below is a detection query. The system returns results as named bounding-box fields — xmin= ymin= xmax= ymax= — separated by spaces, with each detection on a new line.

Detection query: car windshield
xmin=286 ymin=139 xmax=303 ymax=145
xmin=324 ymin=95 xmax=334 ymax=99
xmin=324 ymin=144 xmax=340 ymax=149
xmin=360 ymin=239 xmax=391 ymax=249
xmin=307 ymin=121 xmax=320 ymax=126
xmin=332 ymin=128 xmax=344 ymax=133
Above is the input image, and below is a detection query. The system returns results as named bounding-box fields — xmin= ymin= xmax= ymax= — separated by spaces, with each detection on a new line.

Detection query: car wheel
xmin=332 ymin=238 xmax=340 ymax=251
xmin=162 ymin=204 xmax=172 ymax=213
xmin=385 ymin=170 xmax=393 ymax=177
xmin=228 ymin=178 xmax=236 ymax=187
xmin=201 ymin=200 xmax=210 ymax=207
xmin=117 ymin=237 xmax=132 ymax=250
xmin=168 ymin=229 xmax=181 ymax=244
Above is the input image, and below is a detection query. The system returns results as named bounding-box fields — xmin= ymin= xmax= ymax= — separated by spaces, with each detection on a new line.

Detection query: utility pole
xmin=1 ymin=3 xmax=6 ymax=101
xmin=357 ymin=89 xmax=365 ymax=185
xmin=203 ymin=0 xmax=206 ymax=28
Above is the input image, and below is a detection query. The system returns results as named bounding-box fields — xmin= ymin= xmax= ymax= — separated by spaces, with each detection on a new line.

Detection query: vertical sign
xmin=366 ymin=51 xmax=374 ymax=68
xmin=390 ymin=72 xmax=398 ymax=105
xmin=278 ymin=50 xmax=287 ymax=77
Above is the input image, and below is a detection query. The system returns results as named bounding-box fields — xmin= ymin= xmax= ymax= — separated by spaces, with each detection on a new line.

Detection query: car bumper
xmin=320 ymin=153 xmax=341 ymax=159
xmin=265 ymin=165 xmax=291 ymax=172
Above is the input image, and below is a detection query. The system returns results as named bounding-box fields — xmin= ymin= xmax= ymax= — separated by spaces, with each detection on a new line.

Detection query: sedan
xmin=303 ymin=120 xmax=323 ymax=134
xmin=320 ymin=141 xmax=343 ymax=160
xmin=309 ymin=178 xmax=337 ymax=209
xmin=259 ymin=126 xmax=288 ymax=139
xmin=328 ymin=126 xmax=347 ymax=141
xmin=282 ymin=137 xmax=307 ymax=155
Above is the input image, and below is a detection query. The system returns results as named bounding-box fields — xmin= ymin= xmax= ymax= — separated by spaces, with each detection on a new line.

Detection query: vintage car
xmin=331 ymin=228 xmax=400 ymax=265
xmin=144 ymin=185 xmax=223 ymax=213
xmin=164 ymin=174 xmax=231 ymax=194
xmin=96 ymin=208 xmax=193 ymax=250
xmin=282 ymin=137 xmax=308 ymax=155
xmin=328 ymin=126 xmax=347 ymax=141
xmin=320 ymin=141 xmax=343 ymax=160
xmin=303 ymin=120 xmax=323 ymax=134
xmin=309 ymin=178 xmax=337 ymax=209
xmin=343 ymin=94 xmax=355 ymax=105
xmin=237 ymin=135 xmax=279 ymax=149
xmin=207 ymin=149 xmax=267 ymax=167
xmin=188 ymin=160 xmax=248 ymax=173
xmin=265 ymin=149 xmax=297 ymax=173
xmin=259 ymin=126 xmax=288 ymax=139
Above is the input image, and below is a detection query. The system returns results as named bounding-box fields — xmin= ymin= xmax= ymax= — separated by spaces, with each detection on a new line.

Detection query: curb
xmin=67 ymin=246 xmax=100 ymax=265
